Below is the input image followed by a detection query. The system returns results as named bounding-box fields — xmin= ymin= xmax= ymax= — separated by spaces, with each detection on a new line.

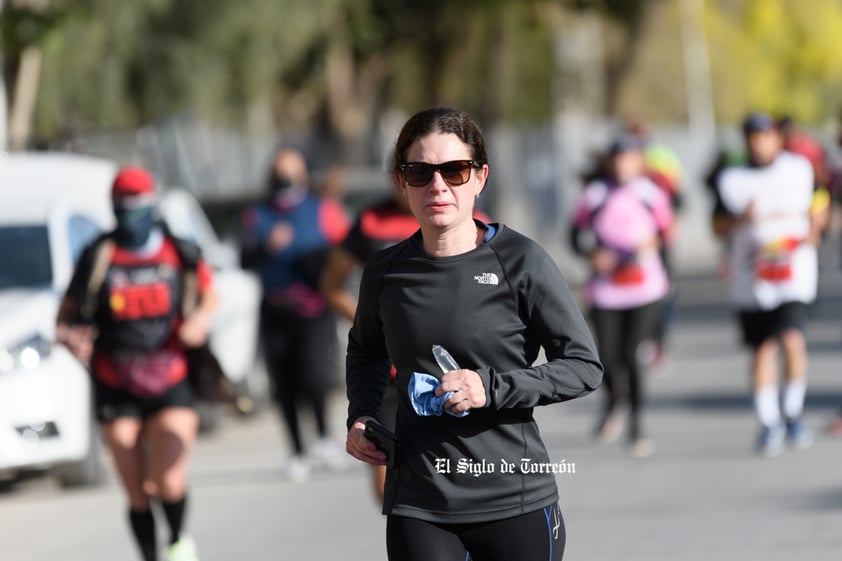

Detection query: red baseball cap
xmin=111 ymin=166 xmax=156 ymax=198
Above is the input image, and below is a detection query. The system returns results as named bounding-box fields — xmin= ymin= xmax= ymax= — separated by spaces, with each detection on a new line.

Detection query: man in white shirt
xmin=713 ymin=111 xmax=827 ymax=457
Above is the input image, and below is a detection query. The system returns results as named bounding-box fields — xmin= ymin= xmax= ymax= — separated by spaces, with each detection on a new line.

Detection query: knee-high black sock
xmin=161 ymin=494 xmax=188 ymax=545
xmin=129 ymin=508 xmax=157 ymax=561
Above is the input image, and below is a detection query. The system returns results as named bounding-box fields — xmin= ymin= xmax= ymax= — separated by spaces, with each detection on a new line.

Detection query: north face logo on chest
xmin=474 ymin=272 xmax=499 ymax=285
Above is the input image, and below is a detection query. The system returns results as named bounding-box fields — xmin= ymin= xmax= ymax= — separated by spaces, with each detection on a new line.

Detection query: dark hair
xmin=392 ymin=107 xmax=488 ymax=172
xmin=607 ymin=132 xmax=645 ymax=156
xmin=741 ymin=111 xmax=777 ymax=135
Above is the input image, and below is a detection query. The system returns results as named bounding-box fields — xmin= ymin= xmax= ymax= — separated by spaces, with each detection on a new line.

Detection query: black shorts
xmin=93 ymin=378 xmax=196 ymax=422
xmin=387 ymin=503 xmax=565 ymax=561
xmin=738 ymin=301 xmax=808 ymax=349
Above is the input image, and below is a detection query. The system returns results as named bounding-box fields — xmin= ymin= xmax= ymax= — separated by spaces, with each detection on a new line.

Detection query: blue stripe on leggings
xmin=543 ymin=505 xmax=553 ymax=561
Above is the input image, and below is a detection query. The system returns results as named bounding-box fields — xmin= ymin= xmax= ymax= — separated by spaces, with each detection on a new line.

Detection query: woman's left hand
xmin=435 ymin=369 xmax=487 ymax=415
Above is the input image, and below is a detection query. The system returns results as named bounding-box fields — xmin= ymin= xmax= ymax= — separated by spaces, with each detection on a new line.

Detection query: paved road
xmin=2 ymin=266 xmax=842 ymax=561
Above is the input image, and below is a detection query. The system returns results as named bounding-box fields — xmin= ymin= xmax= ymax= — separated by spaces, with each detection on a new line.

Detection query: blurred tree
xmin=0 ymin=0 xmax=69 ymax=146
xmin=610 ymin=1 xmax=687 ymax=124
xmin=705 ymin=0 xmax=842 ymax=125
xmin=4 ymin=0 xmax=569 ymax=152
xmin=573 ymin=0 xmax=842 ymax=126
xmin=6 ymin=0 xmax=841 ymax=154
xmin=596 ymin=0 xmax=653 ymax=116
xmin=314 ymin=0 xmax=561 ymax=161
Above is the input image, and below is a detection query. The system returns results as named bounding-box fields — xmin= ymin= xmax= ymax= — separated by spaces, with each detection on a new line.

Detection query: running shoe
xmin=785 ymin=418 xmax=814 ymax=449
xmin=166 ymin=537 xmax=199 ymax=561
xmin=594 ymin=410 xmax=625 ymax=444
xmin=313 ymin=437 xmax=349 ymax=473
xmin=629 ymin=438 xmax=655 ymax=459
xmin=756 ymin=423 xmax=785 ymax=458
xmin=285 ymin=454 xmax=312 ymax=483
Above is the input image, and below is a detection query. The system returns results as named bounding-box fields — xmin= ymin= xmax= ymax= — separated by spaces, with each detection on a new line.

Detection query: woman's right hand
xmin=57 ymin=324 xmax=97 ymax=366
xmin=346 ymin=416 xmax=387 ymax=466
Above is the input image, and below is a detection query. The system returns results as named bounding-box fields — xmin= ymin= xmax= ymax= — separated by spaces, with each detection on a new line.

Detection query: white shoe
xmin=166 ymin=536 xmax=199 ymax=561
xmin=313 ymin=437 xmax=349 ymax=473
xmin=630 ymin=438 xmax=655 ymax=459
xmin=595 ymin=411 xmax=625 ymax=444
xmin=285 ymin=454 xmax=312 ymax=483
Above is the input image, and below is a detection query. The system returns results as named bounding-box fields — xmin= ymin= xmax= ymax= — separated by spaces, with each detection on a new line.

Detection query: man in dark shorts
xmin=713 ymin=112 xmax=827 ymax=456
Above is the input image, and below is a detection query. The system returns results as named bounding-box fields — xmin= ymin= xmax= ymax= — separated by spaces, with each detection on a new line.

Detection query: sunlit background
xmin=3 ymin=0 xmax=842 ymax=271
xmin=2 ymin=2 xmax=842 ymax=560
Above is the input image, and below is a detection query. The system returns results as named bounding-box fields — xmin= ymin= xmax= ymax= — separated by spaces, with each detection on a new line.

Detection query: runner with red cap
xmin=57 ymin=165 xmax=216 ymax=561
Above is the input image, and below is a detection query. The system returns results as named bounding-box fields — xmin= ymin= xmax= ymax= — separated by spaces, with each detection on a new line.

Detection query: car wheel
xmin=56 ymin=422 xmax=105 ymax=488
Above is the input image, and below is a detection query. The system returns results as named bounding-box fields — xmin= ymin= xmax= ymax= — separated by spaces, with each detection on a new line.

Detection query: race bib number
xmin=109 ymin=283 xmax=172 ymax=320
xmin=612 ymin=263 xmax=645 ymax=285
xmin=755 ymin=257 xmax=793 ymax=282
xmin=754 ymin=238 xmax=800 ymax=283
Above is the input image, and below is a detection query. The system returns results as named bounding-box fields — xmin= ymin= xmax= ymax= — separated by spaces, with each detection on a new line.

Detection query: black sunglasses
xmin=398 ymin=160 xmax=481 ymax=187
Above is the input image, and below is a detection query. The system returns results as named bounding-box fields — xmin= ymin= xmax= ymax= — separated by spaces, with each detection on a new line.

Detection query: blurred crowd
xmin=230 ymin=107 xmax=842 ymax=469
xmin=569 ymin=111 xmax=841 ymax=458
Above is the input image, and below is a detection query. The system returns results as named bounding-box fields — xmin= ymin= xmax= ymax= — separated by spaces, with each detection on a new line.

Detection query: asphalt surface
xmin=2 ymin=263 xmax=842 ymax=561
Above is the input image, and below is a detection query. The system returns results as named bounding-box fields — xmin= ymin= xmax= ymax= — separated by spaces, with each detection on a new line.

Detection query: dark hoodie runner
xmin=347 ymin=223 xmax=602 ymax=524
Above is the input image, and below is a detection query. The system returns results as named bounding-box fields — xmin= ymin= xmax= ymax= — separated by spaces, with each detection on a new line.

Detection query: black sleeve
xmin=238 ymin=206 xmax=270 ymax=270
xmin=710 ymin=176 xmax=736 ymax=223
xmin=341 ymin=219 xmax=372 ymax=264
xmin=345 ymin=255 xmax=392 ymax=429
xmin=670 ymin=190 xmax=685 ymax=213
xmin=476 ymin=243 xmax=603 ymax=409
xmin=239 ymin=235 xmax=270 ymax=270
xmin=568 ymin=201 xmax=597 ymax=257
xmin=568 ymin=222 xmax=595 ymax=257
xmin=167 ymin=231 xmax=202 ymax=269
xmin=704 ymin=152 xmax=727 ymax=194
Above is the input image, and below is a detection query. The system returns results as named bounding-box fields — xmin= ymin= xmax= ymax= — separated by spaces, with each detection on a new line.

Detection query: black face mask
xmin=271 ymin=175 xmax=294 ymax=196
xmin=113 ymin=205 xmax=155 ymax=248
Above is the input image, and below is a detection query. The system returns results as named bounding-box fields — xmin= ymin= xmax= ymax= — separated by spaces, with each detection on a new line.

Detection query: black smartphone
xmin=364 ymin=420 xmax=399 ymax=468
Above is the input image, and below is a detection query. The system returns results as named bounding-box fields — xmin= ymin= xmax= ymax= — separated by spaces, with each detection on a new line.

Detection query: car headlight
xmin=0 ymin=334 xmax=53 ymax=373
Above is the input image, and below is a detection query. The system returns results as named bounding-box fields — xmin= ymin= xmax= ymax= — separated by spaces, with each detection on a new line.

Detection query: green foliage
xmin=15 ymin=0 xmax=334 ymax=137
xmin=9 ymin=0 xmax=842 ymax=148
xmin=363 ymin=0 xmax=558 ymax=123
xmin=706 ymin=0 xmax=842 ymax=124
xmin=3 ymin=0 xmax=566 ymax=144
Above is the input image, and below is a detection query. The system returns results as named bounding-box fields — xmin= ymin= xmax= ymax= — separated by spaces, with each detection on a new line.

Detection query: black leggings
xmin=590 ymin=301 xmax=662 ymax=440
xmin=261 ymin=307 xmax=338 ymax=455
xmin=386 ymin=504 xmax=565 ymax=561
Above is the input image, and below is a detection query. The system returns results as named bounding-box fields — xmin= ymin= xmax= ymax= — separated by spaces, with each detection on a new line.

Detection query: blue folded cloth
xmin=408 ymin=372 xmax=469 ymax=417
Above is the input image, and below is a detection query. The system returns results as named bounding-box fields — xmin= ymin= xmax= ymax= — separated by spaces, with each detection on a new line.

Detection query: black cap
xmin=742 ymin=111 xmax=777 ymax=135
xmin=607 ymin=133 xmax=644 ymax=155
